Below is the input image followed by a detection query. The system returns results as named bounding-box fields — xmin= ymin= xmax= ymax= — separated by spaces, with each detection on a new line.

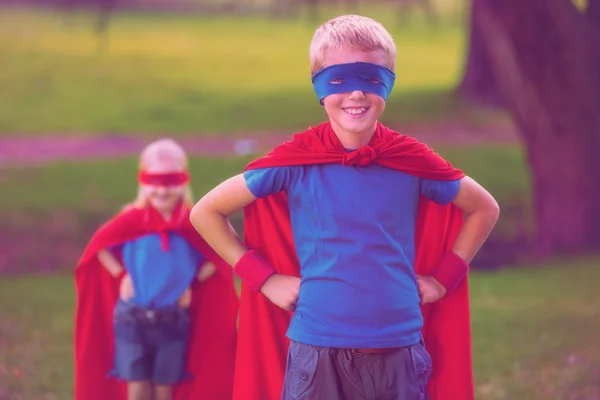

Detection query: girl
xmin=75 ymin=139 xmax=238 ymax=400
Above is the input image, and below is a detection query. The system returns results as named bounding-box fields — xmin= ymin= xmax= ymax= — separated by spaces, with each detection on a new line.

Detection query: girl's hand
xmin=119 ymin=274 xmax=135 ymax=301
xmin=178 ymin=287 xmax=192 ymax=308
xmin=197 ymin=261 xmax=217 ymax=282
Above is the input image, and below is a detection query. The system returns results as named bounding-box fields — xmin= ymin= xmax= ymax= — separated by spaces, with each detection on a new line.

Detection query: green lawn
xmin=2 ymin=145 xmax=527 ymax=216
xmin=1 ymin=155 xmax=254 ymax=217
xmin=1 ymin=144 xmax=529 ymax=243
xmin=0 ymin=6 xmax=505 ymax=135
xmin=1 ymin=145 xmax=529 ymax=273
xmin=1 ymin=260 xmax=598 ymax=399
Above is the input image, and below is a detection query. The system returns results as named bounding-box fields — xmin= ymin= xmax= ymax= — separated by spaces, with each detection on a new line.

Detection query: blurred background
xmin=0 ymin=0 xmax=599 ymax=399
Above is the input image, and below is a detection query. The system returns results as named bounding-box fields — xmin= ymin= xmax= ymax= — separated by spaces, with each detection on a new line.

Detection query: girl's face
xmin=144 ymin=184 xmax=184 ymax=214
xmin=142 ymin=161 xmax=186 ymax=215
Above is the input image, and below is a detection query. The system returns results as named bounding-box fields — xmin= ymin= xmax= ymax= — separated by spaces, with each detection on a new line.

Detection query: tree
xmin=95 ymin=0 xmax=117 ymax=37
xmin=478 ymin=0 xmax=600 ymax=257
xmin=60 ymin=0 xmax=117 ymax=51
xmin=587 ymin=0 xmax=600 ymax=24
xmin=397 ymin=0 xmax=438 ymax=27
xmin=457 ymin=0 xmax=503 ymax=106
xmin=303 ymin=0 xmax=358 ymax=23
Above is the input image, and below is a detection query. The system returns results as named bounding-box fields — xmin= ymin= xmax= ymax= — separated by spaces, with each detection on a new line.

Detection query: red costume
xmin=74 ymin=204 xmax=239 ymax=400
xmin=232 ymin=121 xmax=474 ymax=400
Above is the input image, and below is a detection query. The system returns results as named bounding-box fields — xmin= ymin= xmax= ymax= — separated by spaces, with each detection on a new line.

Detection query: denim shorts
xmin=110 ymin=299 xmax=191 ymax=385
xmin=281 ymin=340 xmax=432 ymax=400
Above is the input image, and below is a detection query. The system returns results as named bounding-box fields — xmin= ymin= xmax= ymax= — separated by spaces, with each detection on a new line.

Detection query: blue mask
xmin=311 ymin=62 xmax=396 ymax=103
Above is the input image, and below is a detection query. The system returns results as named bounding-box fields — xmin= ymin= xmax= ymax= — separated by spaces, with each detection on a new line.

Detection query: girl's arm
xmin=97 ymin=249 xmax=134 ymax=301
xmin=97 ymin=249 xmax=125 ymax=277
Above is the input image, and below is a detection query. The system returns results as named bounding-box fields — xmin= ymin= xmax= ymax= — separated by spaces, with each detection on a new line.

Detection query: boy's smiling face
xmin=320 ymin=46 xmax=389 ymax=147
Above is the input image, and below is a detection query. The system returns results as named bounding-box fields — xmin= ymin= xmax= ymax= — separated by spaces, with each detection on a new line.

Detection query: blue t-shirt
xmin=244 ymin=163 xmax=460 ymax=348
xmin=118 ymin=232 xmax=206 ymax=309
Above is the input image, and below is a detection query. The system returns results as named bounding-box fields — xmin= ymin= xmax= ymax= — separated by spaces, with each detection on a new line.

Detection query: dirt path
xmin=0 ymin=122 xmax=519 ymax=167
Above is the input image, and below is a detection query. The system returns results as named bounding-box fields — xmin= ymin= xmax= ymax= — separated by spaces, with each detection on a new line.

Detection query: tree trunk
xmin=96 ymin=0 xmax=117 ymax=36
xmin=271 ymin=0 xmax=295 ymax=17
xmin=457 ymin=0 xmax=504 ymax=106
xmin=342 ymin=0 xmax=359 ymax=13
xmin=478 ymin=0 xmax=600 ymax=257
xmin=587 ymin=0 xmax=600 ymax=25
xmin=397 ymin=0 xmax=438 ymax=27
xmin=584 ymin=0 xmax=600 ymax=248
xmin=305 ymin=0 xmax=321 ymax=23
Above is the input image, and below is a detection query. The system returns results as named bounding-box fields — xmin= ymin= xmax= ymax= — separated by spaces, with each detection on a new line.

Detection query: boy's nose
xmin=348 ymin=90 xmax=366 ymax=99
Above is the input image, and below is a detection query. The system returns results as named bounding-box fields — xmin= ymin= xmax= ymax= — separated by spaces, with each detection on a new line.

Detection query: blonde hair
xmin=309 ymin=15 xmax=396 ymax=74
xmin=132 ymin=138 xmax=194 ymax=208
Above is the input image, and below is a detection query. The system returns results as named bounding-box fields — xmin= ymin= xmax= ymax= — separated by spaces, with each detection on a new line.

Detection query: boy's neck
xmin=330 ymin=121 xmax=377 ymax=150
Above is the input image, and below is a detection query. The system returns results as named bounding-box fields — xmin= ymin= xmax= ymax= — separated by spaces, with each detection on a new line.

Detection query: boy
xmin=191 ymin=15 xmax=499 ymax=400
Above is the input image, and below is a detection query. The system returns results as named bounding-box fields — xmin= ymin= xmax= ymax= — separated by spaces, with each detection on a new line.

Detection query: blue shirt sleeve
xmin=420 ymin=178 xmax=461 ymax=205
xmin=243 ymin=167 xmax=291 ymax=198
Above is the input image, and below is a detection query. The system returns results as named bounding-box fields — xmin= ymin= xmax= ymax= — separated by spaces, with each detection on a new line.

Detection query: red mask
xmin=138 ymin=171 xmax=190 ymax=186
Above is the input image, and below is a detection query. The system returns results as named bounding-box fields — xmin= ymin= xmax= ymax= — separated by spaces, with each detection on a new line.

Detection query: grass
xmin=0 ymin=155 xmax=255 ymax=273
xmin=1 ymin=260 xmax=599 ymax=399
xmin=1 ymin=145 xmax=527 ymax=217
xmin=1 ymin=155 xmax=255 ymax=217
xmin=468 ymin=259 xmax=600 ymax=399
xmin=0 ymin=145 xmax=529 ymax=273
xmin=0 ymin=6 xmax=506 ymax=135
xmin=1 ymin=144 xmax=529 ymax=252
xmin=0 ymin=275 xmax=75 ymax=400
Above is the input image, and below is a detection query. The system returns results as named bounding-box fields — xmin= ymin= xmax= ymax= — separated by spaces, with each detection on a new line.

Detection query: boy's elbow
xmin=189 ymin=200 xmax=207 ymax=232
xmin=486 ymin=196 xmax=500 ymax=224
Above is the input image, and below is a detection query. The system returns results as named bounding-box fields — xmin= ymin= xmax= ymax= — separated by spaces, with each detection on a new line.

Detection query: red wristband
xmin=430 ymin=252 xmax=469 ymax=293
xmin=233 ymin=250 xmax=277 ymax=293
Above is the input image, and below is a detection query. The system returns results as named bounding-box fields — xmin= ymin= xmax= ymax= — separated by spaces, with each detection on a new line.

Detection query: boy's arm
xmin=419 ymin=176 xmax=499 ymax=303
xmin=449 ymin=176 xmax=500 ymax=263
xmin=190 ymin=174 xmax=256 ymax=266
xmin=97 ymin=249 xmax=125 ymax=278
xmin=190 ymin=173 xmax=300 ymax=311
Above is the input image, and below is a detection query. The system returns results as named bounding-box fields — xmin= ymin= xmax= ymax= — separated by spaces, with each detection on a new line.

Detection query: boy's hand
xmin=119 ymin=274 xmax=135 ymax=301
xmin=416 ymin=275 xmax=447 ymax=304
xmin=197 ymin=261 xmax=217 ymax=282
xmin=260 ymin=274 xmax=300 ymax=312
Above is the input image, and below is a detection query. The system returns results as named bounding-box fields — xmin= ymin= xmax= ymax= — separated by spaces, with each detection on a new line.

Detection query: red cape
xmin=233 ymin=121 xmax=474 ymax=400
xmin=74 ymin=205 xmax=239 ymax=400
